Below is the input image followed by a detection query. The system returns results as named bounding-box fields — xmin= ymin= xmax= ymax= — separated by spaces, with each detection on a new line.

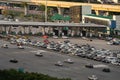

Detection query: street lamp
xmin=45 ymin=0 xmax=47 ymax=22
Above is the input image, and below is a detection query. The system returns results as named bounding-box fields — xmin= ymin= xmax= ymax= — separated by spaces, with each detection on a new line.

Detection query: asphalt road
xmin=0 ymin=39 xmax=120 ymax=80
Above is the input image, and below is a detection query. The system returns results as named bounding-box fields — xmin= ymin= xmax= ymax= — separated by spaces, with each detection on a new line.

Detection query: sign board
xmin=110 ymin=20 xmax=116 ymax=29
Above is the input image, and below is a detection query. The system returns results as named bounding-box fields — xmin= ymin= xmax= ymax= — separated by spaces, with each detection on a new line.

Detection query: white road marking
xmin=30 ymin=50 xmax=47 ymax=53
xmin=93 ymin=64 xmax=108 ymax=68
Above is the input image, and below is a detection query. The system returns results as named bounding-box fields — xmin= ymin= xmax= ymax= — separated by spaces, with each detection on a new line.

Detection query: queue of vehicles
xmin=7 ymin=36 xmax=120 ymax=67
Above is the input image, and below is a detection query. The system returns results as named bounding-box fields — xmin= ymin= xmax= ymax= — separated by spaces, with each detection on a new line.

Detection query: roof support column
xmin=28 ymin=26 xmax=32 ymax=34
xmin=95 ymin=10 xmax=99 ymax=15
xmin=4 ymin=26 xmax=7 ymax=34
xmin=105 ymin=11 xmax=109 ymax=16
xmin=8 ymin=26 xmax=12 ymax=34
xmin=23 ymin=2 xmax=28 ymax=15
xmin=41 ymin=27 xmax=45 ymax=35
xmin=77 ymin=27 xmax=80 ymax=37
xmin=0 ymin=26 xmax=3 ymax=33
xmin=107 ymin=27 xmax=110 ymax=35
xmin=71 ymin=28 xmax=75 ymax=37
xmin=58 ymin=27 xmax=62 ymax=37
xmin=57 ymin=6 xmax=64 ymax=15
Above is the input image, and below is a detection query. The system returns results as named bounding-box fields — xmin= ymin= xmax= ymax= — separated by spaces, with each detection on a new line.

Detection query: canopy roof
xmin=85 ymin=14 xmax=113 ymax=20
xmin=51 ymin=14 xmax=71 ymax=21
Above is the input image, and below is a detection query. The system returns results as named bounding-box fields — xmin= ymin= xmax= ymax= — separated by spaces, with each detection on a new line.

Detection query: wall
xmin=114 ymin=15 xmax=120 ymax=30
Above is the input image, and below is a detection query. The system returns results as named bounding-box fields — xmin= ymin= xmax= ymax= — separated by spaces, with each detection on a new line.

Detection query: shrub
xmin=0 ymin=69 xmax=71 ymax=80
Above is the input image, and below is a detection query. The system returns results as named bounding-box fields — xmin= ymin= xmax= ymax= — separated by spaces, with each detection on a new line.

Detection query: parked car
xmin=53 ymin=36 xmax=58 ymax=39
xmin=105 ymin=37 xmax=113 ymax=41
xmin=62 ymin=36 xmax=69 ymax=39
xmin=1 ymin=44 xmax=8 ymax=48
xmin=18 ymin=45 xmax=24 ymax=49
xmin=10 ymin=40 xmax=16 ymax=44
xmin=64 ymin=59 xmax=74 ymax=64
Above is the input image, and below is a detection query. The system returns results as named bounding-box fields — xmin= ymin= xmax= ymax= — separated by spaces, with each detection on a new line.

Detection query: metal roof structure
xmin=85 ymin=14 xmax=113 ymax=20
xmin=0 ymin=20 xmax=107 ymax=28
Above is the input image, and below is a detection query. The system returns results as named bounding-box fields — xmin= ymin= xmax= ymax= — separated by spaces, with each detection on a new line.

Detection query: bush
xmin=36 ymin=32 xmax=43 ymax=36
xmin=0 ymin=69 xmax=71 ymax=80
xmin=11 ymin=31 xmax=16 ymax=35
xmin=1 ymin=31 xmax=6 ymax=35
xmin=28 ymin=32 xmax=33 ymax=35
xmin=18 ymin=31 xmax=22 ymax=35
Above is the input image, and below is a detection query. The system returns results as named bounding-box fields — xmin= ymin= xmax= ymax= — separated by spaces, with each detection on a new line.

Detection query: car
xmin=35 ymin=51 xmax=43 ymax=57
xmin=18 ymin=46 xmax=24 ymax=49
xmin=88 ymin=75 xmax=98 ymax=80
xmin=55 ymin=61 xmax=63 ymax=67
xmin=64 ymin=40 xmax=70 ymax=43
xmin=53 ymin=36 xmax=58 ymax=39
xmin=77 ymin=53 xmax=86 ymax=58
xmin=102 ymin=68 xmax=111 ymax=72
xmin=1 ymin=44 xmax=8 ymax=48
xmin=105 ymin=37 xmax=113 ymax=41
xmin=9 ymin=58 xmax=18 ymax=63
xmin=62 ymin=36 xmax=69 ymax=39
xmin=85 ymin=64 xmax=94 ymax=68
xmin=64 ymin=59 xmax=74 ymax=64
xmin=10 ymin=41 xmax=16 ymax=44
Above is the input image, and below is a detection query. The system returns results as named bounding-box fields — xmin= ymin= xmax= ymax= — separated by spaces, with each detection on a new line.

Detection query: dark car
xmin=9 ymin=58 xmax=18 ymax=63
xmin=77 ymin=53 xmax=86 ymax=58
xmin=102 ymin=68 xmax=111 ymax=72
xmin=85 ymin=64 xmax=94 ymax=68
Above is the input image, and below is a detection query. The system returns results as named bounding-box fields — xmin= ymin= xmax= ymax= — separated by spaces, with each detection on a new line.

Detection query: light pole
xmin=45 ymin=0 xmax=47 ymax=22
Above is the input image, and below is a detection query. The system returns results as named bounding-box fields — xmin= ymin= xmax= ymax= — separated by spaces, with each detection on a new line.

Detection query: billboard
xmin=110 ymin=20 xmax=116 ymax=29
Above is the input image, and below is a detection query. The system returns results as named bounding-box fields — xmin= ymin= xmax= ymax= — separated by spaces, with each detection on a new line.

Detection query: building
xmin=82 ymin=14 xmax=117 ymax=35
xmin=113 ymin=15 xmax=120 ymax=35
xmin=70 ymin=5 xmax=91 ymax=23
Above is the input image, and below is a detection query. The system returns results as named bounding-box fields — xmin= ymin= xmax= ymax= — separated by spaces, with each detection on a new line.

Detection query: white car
xmin=88 ymin=75 xmax=98 ymax=80
xmin=1 ymin=44 xmax=8 ymax=48
xmin=55 ymin=61 xmax=63 ymax=66
xmin=53 ymin=36 xmax=58 ymax=39
xmin=35 ymin=51 xmax=43 ymax=57
xmin=10 ymin=41 xmax=16 ymax=44
xmin=107 ymin=41 xmax=113 ymax=45
xmin=64 ymin=59 xmax=74 ymax=64
xmin=18 ymin=46 xmax=24 ymax=49
xmin=62 ymin=36 xmax=69 ymax=39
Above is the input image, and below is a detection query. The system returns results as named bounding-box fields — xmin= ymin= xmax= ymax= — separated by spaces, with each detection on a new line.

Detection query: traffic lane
xmin=0 ymin=45 xmax=38 ymax=69
xmin=0 ymin=48 xmax=96 ymax=80
xmin=0 ymin=44 xmax=120 ymax=80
